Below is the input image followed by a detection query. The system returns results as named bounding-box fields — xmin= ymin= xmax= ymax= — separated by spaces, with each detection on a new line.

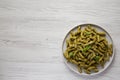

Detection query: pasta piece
xmin=87 ymin=66 xmax=96 ymax=71
xmin=97 ymin=32 xmax=106 ymax=36
xmin=89 ymin=60 xmax=96 ymax=66
xmin=78 ymin=67 xmax=82 ymax=73
xmin=84 ymin=69 xmax=91 ymax=74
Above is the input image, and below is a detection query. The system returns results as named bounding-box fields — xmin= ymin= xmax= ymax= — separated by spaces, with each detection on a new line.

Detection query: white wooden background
xmin=0 ymin=0 xmax=120 ymax=80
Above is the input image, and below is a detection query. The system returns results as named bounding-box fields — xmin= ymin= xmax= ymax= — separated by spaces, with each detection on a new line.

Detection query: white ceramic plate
xmin=62 ymin=24 xmax=115 ymax=76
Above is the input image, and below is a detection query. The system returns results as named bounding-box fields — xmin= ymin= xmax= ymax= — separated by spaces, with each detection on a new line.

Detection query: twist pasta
xmin=63 ymin=25 xmax=113 ymax=74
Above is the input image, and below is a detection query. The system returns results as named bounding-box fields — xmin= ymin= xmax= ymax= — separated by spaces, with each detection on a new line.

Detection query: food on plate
xmin=63 ymin=25 xmax=113 ymax=74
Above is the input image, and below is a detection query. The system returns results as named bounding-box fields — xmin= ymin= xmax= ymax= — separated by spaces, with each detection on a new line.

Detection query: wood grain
xmin=0 ymin=0 xmax=120 ymax=80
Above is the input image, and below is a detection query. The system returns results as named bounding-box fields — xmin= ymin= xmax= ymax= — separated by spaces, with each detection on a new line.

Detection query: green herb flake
xmin=94 ymin=56 xmax=100 ymax=61
xmin=85 ymin=32 xmax=91 ymax=35
xmin=69 ymin=52 xmax=74 ymax=58
xmin=82 ymin=45 xmax=91 ymax=52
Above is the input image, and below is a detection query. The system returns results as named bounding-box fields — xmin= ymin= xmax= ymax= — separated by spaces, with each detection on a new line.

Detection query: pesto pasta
xmin=63 ymin=25 xmax=113 ymax=74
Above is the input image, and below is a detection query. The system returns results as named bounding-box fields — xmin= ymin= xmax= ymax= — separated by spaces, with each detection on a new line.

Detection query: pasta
xmin=63 ymin=25 xmax=113 ymax=74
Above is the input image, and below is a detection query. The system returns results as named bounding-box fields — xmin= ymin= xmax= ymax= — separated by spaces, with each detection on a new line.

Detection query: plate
xmin=62 ymin=23 xmax=115 ymax=76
